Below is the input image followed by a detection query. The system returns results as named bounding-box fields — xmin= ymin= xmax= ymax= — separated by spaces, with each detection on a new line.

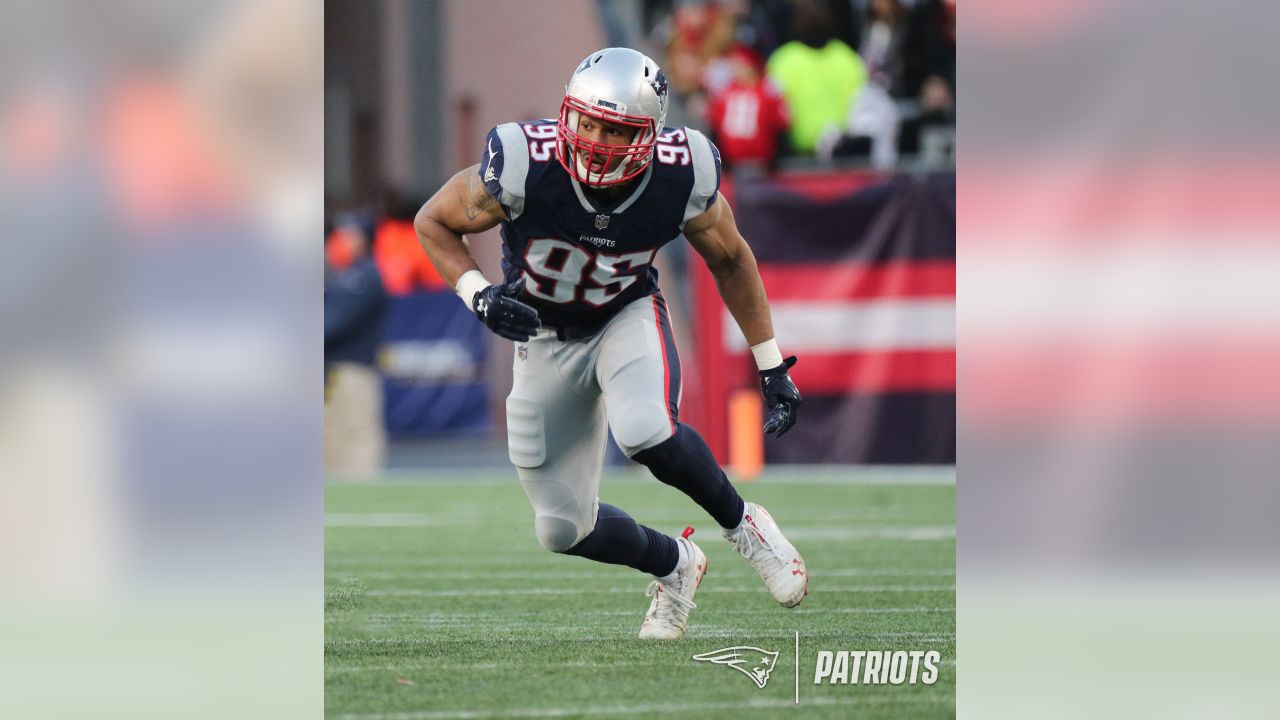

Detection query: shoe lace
xmin=730 ymin=522 xmax=785 ymax=574
xmin=645 ymin=578 xmax=696 ymax=623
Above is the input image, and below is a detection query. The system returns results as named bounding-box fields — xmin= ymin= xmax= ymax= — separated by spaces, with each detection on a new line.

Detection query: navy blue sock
xmin=565 ymin=503 xmax=679 ymax=577
xmin=631 ymin=423 xmax=746 ymax=530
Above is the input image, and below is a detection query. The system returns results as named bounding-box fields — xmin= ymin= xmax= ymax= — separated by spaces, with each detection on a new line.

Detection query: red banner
xmin=689 ymin=171 xmax=955 ymax=464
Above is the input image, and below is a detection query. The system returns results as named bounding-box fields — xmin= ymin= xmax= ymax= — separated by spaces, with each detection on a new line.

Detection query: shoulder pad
xmin=481 ymin=123 xmax=532 ymax=221
xmin=681 ymin=128 xmax=722 ymax=228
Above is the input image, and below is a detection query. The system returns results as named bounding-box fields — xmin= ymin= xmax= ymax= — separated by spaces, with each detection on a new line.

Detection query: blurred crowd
xmin=645 ymin=0 xmax=955 ymax=171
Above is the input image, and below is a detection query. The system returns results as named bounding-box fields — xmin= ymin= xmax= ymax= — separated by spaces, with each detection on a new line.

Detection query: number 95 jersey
xmin=479 ymin=118 xmax=721 ymax=335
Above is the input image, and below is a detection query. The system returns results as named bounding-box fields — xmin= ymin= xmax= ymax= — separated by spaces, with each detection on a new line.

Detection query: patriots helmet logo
xmin=649 ymin=68 xmax=669 ymax=116
xmin=649 ymin=68 xmax=668 ymax=100
xmin=692 ymin=646 xmax=779 ymax=689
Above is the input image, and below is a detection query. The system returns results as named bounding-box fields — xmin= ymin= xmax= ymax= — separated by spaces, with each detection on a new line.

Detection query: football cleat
xmin=724 ymin=503 xmax=807 ymax=607
xmin=638 ymin=527 xmax=707 ymax=640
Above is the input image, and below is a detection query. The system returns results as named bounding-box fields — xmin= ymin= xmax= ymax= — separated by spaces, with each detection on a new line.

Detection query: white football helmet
xmin=557 ymin=47 xmax=669 ymax=187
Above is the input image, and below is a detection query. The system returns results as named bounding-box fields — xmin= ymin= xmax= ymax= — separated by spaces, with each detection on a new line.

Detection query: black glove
xmin=473 ymin=278 xmax=540 ymax=341
xmin=759 ymin=355 xmax=802 ymax=437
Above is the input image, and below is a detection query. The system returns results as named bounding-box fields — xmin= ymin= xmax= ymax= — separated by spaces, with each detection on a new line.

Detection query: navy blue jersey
xmin=479 ymin=118 xmax=721 ymax=334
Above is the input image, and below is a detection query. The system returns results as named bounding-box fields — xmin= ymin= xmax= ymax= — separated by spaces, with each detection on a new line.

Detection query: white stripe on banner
xmin=724 ymin=300 xmax=956 ymax=352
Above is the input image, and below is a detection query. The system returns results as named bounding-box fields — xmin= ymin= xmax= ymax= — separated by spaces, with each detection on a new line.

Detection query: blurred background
xmin=0 ymin=1 xmax=322 ymax=718
xmin=323 ymin=0 xmax=956 ymax=478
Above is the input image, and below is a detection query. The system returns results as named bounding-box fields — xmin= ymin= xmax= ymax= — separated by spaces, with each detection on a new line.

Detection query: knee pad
xmin=534 ymin=514 xmax=586 ymax=553
xmin=506 ymin=395 xmax=546 ymax=468
xmin=611 ymin=401 xmax=674 ymax=457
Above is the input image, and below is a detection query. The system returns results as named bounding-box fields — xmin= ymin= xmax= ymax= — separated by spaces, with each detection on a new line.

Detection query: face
xmin=575 ymin=114 xmax=637 ymax=175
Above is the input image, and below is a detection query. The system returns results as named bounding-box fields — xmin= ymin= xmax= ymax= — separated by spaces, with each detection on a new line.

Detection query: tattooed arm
xmin=414 ymin=164 xmax=508 ymax=287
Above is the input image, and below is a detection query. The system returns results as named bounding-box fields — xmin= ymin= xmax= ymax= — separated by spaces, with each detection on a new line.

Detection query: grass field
xmin=325 ymin=467 xmax=955 ymax=719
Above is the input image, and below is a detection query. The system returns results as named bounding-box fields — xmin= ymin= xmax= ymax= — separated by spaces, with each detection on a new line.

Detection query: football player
xmin=415 ymin=48 xmax=805 ymax=639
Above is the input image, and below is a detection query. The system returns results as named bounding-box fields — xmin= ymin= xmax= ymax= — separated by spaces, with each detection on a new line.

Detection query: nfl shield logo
xmin=518 ymin=345 xmax=528 ymax=361
xmin=595 ymin=214 xmax=610 ymax=230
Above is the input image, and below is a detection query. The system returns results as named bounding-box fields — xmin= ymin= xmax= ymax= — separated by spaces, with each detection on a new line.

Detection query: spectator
xmin=692 ymin=0 xmax=763 ymax=99
xmin=728 ymin=0 xmax=786 ymax=59
xmin=859 ymin=0 xmax=909 ymax=96
xmin=661 ymin=0 xmax=736 ymax=125
xmin=898 ymin=0 xmax=955 ymax=156
xmin=764 ymin=0 xmax=867 ymax=155
xmin=902 ymin=0 xmax=955 ymax=109
xmin=815 ymin=80 xmax=898 ymax=168
xmin=706 ymin=46 xmax=789 ymax=171
xmin=806 ymin=0 xmax=861 ymax=52
xmin=324 ymin=220 xmax=389 ymax=479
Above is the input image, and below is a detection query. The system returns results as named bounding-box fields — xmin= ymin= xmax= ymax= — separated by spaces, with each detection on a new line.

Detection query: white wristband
xmin=750 ymin=338 xmax=784 ymax=371
xmin=454 ymin=269 xmax=490 ymax=309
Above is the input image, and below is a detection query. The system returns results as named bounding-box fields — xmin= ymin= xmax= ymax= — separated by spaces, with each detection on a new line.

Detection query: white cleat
xmin=725 ymin=503 xmax=808 ymax=607
xmin=638 ymin=527 xmax=707 ymax=640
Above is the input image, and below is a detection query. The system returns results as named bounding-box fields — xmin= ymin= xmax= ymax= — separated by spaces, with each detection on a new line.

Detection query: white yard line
xmin=325 ymin=516 xmax=955 ymax=540
xmin=336 ymin=568 xmax=955 ymax=581
xmin=327 ymin=466 xmax=955 ymax=488
xmin=362 ymin=585 xmax=954 ymax=598
xmin=330 ymin=638 xmax=952 ymax=671
xmin=325 ymin=511 xmax=950 ymax=520
xmin=325 ymin=514 xmax=474 ymax=527
xmin=327 ymin=549 xmax=952 ymax=566
xmin=331 ymin=694 xmax=951 ymax=720
xmin=327 ymin=658 xmax=657 ymax=674
xmin=327 ymin=557 xmax=570 ymax=567
xmin=744 ymin=466 xmax=955 ymax=485
xmin=328 ymin=627 xmax=957 ymax=646
xmin=362 ymin=607 xmax=954 ymax=621
xmin=328 ymin=649 xmax=955 ymax=675
xmin=785 ymin=526 xmax=954 ymax=541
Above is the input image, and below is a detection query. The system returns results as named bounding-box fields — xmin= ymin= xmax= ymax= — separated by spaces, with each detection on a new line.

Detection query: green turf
xmin=325 ymin=468 xmax=955 ymax=719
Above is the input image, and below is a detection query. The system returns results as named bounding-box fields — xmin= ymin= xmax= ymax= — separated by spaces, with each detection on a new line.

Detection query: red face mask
xmin=556 ymin=95 xmax=657 ymax=187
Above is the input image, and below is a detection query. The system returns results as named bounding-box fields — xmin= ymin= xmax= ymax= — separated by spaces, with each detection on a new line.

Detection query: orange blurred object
xmin=325 ymin=227 xmax=359 ymax=270
xmin=373 ymin=218 xmax=446 ymax=295
xmin=102 ymin=78 xmax=236 ymax=229
xmin=728 ymin=388 xmax=764 ymax=481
